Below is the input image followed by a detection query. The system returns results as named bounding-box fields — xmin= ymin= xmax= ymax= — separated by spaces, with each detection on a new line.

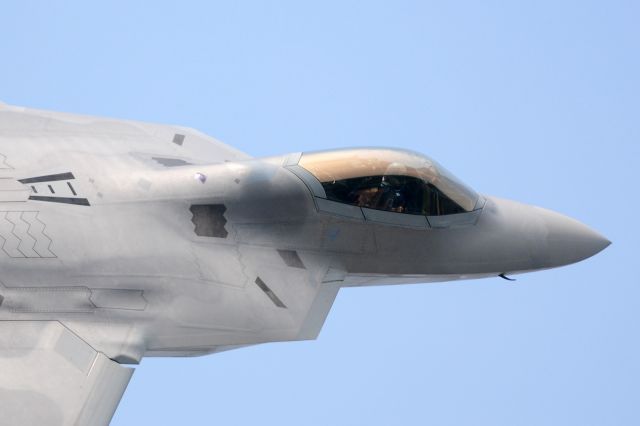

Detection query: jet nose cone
xmin=477 ymin=197 xmax=609 ymax=274
xmin=539 ymin=207 xmax=610 ymax=267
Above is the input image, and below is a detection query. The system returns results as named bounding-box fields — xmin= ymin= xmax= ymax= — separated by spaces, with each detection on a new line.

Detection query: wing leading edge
xmin=0 ymin=321 xmax=133 ymax=426
xmin=0 ymin=101 xmax=251 ymax=165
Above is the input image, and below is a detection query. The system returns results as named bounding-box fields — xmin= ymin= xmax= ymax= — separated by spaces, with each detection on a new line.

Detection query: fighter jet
xmin=0 ymin=102 xmax=609 ymax=425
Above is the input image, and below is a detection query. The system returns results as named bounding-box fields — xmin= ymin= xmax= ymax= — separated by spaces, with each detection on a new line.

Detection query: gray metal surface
xmin=0 ymin=321 xmax=133 ymax=426
xmin=0 ymin=102 xmax=610 ymax=425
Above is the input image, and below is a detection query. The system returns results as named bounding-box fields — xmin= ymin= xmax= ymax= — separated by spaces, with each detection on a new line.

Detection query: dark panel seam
xmin=29 ymin=196 xmax=90 ymax=206
xmin=19 ymin=172 xmax=75 ymax=184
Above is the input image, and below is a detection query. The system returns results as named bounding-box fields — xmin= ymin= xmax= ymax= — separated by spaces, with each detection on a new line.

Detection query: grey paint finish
xmin=0 ymin=321 xmax=133 ymax=426
xmin=0 ymin=285 xmax=147 ymax=313
xmin=0 ymin=177 xmax=29 ymax=202
xmin=315 ymin=198 xmax=365 ymax=220
xmin=0 ymin=102 xmax=609 ymax=425
xmin=362 ymin=207 xmax=429 ymax=228
xmin=0 ymin=211 xmax=55 ymax=258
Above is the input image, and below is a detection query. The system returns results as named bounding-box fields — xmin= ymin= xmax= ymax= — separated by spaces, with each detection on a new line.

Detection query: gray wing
xmin=0 ymin=321 xmax=133 ymax=426
xmin=0 ymin=102 xmax=250 ymax=164
xmin=144 ymin=242 xmax=345 ymax=357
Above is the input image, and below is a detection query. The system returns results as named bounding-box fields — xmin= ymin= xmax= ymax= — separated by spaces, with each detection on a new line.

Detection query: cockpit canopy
xmin=298 ymin=148 xmax=478 ymax=216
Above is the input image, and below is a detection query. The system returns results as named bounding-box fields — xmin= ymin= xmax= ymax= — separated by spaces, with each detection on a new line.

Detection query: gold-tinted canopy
xmin=299 ymin=148 xmax=478 ymax=212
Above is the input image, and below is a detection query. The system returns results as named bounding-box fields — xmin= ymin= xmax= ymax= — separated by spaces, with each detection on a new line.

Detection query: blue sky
xmin=2 ymin=1 xmax=638 ymax=425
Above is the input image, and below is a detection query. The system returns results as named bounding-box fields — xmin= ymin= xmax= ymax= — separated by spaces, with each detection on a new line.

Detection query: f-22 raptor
xmin=0 ymin=103 xmax=609 ymax=425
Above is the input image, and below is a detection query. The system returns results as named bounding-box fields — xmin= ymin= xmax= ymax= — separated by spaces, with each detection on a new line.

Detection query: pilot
xmin=376 ymin=176 xmax=400 ymax=211
xmin=353 ymin=185 xmax=380 ymax=208
xmin=379 ymin=162 xmax=409 ymax=212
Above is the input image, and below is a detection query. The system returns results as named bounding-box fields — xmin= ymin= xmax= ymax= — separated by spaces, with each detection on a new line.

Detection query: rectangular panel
xmin=90 ymin=289 xmax=147 ymax=311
